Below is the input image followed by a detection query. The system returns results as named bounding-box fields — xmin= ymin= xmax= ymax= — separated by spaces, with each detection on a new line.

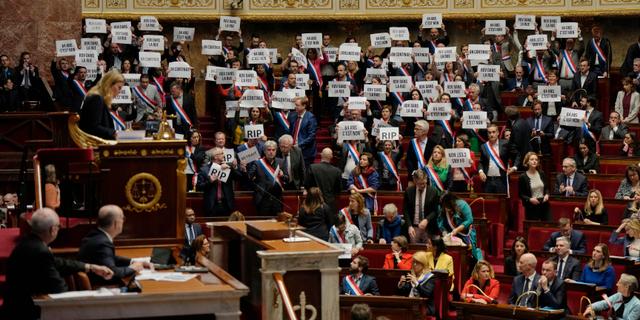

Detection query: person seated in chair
xmin=190 ymin=235 xmax=211 ymax=268
xmin=461 ymin=260 xmax=500 ymax=304
xmin=382 ymin=236 xmax=413 ymax=270
xmin=397 ymin=251 xmax=437 ymax=315
xmin=538 ymin=259 xmax=567 ymax=310
xmin=550 ymin=236 xmax=582 ymax=281
xmin=543 ymin=218 xmax=587 ymax=254
xmin=508 ymin=253 xmax=540 ymax=307
xmin=584 ymin=273 xmax=640 ymax=320
xmin=341 ymin=255 xmax=380 ymax=296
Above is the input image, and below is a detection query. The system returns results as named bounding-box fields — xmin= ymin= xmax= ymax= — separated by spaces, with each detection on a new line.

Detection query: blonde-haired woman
xmin=79 ymin=69 xmax=125 ymax=140
xmin=461 ymin=260 xmax=500 ymax=304
xmin=44 ymin=164 xmax=60 ymax=210
xmin=610 ymin=218 xmax=640 ymax=257
xmin=574 ymin=189 xmax=608 ymax=225
xmin=397 ymin=251 xmax=436 ymax=315
xmin=424 ymin=145 xmax=453 ymax=192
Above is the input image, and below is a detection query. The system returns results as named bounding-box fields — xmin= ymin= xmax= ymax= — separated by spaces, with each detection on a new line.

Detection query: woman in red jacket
xmin=461 ymin=260 xmax=500 ymax=304
xmin=382 ymin=236 xmax=413 ymax=270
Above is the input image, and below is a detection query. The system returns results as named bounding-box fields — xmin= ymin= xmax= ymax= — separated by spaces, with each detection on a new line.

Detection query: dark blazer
xmin=527 ymin=115 xmax=555 ymax=154
xmin=600 ymin=124 xmax=628 ymax=140
xmin=77 ymin=229 xmax=135 ymax=284
xmin=479 ymin=139 xmax=511 ymax=179
xmin=180 ymin=222 xmax=203 ymax=262
xmin=543 ymin=229 xmax=587 ymax=255
xmin=197 ymin=163 xmax=238 ymax=216
xmin=509 ymin=273 xmax=541 ymax=306
xmin=405 ymin=133 xmax=442 ymax=178
xmin=398 ymin=274 xmax=436 ymax=315
xmin=518 ymin=171 xmax=549 ymax=208
xmin=505 ymin=77 xmax=529 ymax=91
xmin=509 ymin=118 xmax=533 ymax=170
xmin=621 ymin=42 xmax=640 ymax=75
xmin=247 ymin=157 xmax=286 ymax=205
xmin=288 ymin=111 xmax=318 ymax=160
xmin=571 ymin=71 xmax=598 ymax=100
xmin=554 ymin=172 xmax=589 ymax=197
xmin=298 ymin=203 xmax=334 ymax=241
xmin=278 ymin=146 xmax=305 ymax=190
xmin=4 ymin=234 xmax=87 ymax=320
xmin=574 ymin=153 xmax=600 ymax=174
xmin=341 ymin=274 xmax=380 ymax=296
xmin=78 ymin=94 xmax=116 ymax=140
xmin=402 ymin=185 xmax=441 ymax=235
xmin=539 ymin=278 xmax=566 ymax=310
xmin=583 ymin=109 xmax=603 ymax=138
xmin=50 ymin=60 xmax=72 ymax=109
xmin=504 ymin=256 xmax=519 ymax=276
xmin=552 ymin=255 xmax=583 ymax=281
xmin=165 ymin=93 xmax=198 ymax=135
xmin=584 ymin=37 xmax=612 ymax=74
xmin=305 ymin=161 xmax=342 ymax=213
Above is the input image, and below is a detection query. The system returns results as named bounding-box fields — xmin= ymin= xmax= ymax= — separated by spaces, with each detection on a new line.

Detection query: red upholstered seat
xmin=360 ymin=249 xmax=388 ymax=269
xmin=588 ymin=177 xmax=623 ymax=198
xmin=527 ymin=227 xmax=555 ymax=251
xmin=489 ymin=223 xmax=505 ymax=259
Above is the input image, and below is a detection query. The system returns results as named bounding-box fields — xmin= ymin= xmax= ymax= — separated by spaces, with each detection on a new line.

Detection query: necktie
xmin=293 ymin=117 xmax=302 ymax=144
xmin=566 ymin=177 xmax=572 ymax=196
xmin=414 ymin=190 xmax=423 ymax=225
xmin=522 ymin=277 xmax=530 ymax=295
xmin=217 ymin=180 xmax=223 ymax=200
xmin=558 ymin=258 xmax=565 ymax=280
xmin=187 ymin=224 xmax=194 ymax=244
xmin=286 ymin=154 xmax=291 ymax=178
xmin=535 ymin=118 xmax=540 ymax=131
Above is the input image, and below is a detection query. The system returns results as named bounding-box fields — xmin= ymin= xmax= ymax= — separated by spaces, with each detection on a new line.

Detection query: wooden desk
xmin=451 ymin=301 xmax=565 ymax=320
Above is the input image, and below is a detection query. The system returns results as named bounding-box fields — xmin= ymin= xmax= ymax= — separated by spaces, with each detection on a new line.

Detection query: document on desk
xmin=49 ymin=290 xmax=114 ymax=299
xmin=136 ymin=271 xmax=197 ymax=282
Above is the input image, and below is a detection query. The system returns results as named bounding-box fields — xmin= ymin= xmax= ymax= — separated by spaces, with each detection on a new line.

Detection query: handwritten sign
xmin=113 ymin=86 xmax=132 ymax=104
xmin=389 ymin=27 xmax=410 ymax=41
xmin=295 ymin=73 xmax=310 ymax=90
xmin=337 ymin=121 xmax=365 ymax=142
xmin=485 ymin=20 xmax=506 ymax=35
xmin=123 ymin=73 xmax=141 ymax=87
xmin=445 ymin=148 xmax=472 ymax=168
xmin=541 ymin=16 xmax=561 ymax=32
xmin=514 ymin=15 xmax=536 ymax=30
xmin=556 ymin=22 xmax=579 ymax=39
xmin=399 ymin=100 xmax=424 ymax=117
xmin=85 ymin=18 xmax=107 ymax=34
xmin=527 ymin=34 xmax=548 ymax=51
xmin=247 ymin=48 xmax=271 ymax=65
xmin=370 ymin=33 xmax=391 ymax=48
xmin=422 ymin=13 xmax=443 ymax=29
xmin=244 ymin=124 xmax=265 ymax=139
xmin=443 ymin=81 xmax=466 ymax=98
xmin=324 ymin=47 xmax=338 ymax=62
xmin=173 ymin=27 xmax=194 ymax=42
xmin=468 ymin=44 xmax=491 ymax=61
xmin=283 ymin=88 xmax=305 ymax=98
xmin=328 ymin=81 xmax=351 ymax=98
xmin=111 ymin=21 xmax=132 ymax=44
xmin=559 ymin=107 xmax=585 ymax=127
xmin=268 ymin=48 xmax=278 ymax=63
xmin=434 ymin=47 xmax=457 ymax=62
xmin=302 ymin=33 xmax=322 ymax=49
xmin=389 ymin=47 xmax=413 ymax=64
xmin=538 ymin=85 xmax=562 ymax=102
xmin=225 ymin=101 xmax=248 ymax=118
xmin=462 ymin=111 xmax=488 ymax=129
xmin=202 ymin=40 xmax=222 ymax=55
xmin=339 ymin=44 xmax=361 ymax=62
xmin=271 ymin=91 xmax=296 ymax=110
xmin=75 ymin=50 xmax=98 ymax=68
xmin=142 ymin=35 xmax=164 ymax=51
xmin=168 ymin=61 xmax=191 ymax=78
xmin=427 ymin=103 xmax=452 ymax=120
xmin=348 ymin=96 xmax=367 ymax=110
xmin=365 ymin=68 xmax=388 ymax=84
xmin=389 ymin=76 xmax=412 ymax=92
xmin=139 ymin=16 xmax=161 ymax=31
xmin=224 ymin=148 xmax=235 ymax=164
xmin=416 ymin=81 xmax=439 ymax=101
xmin=234 ymin=70 xmax=258 ymax=87
xmin=291 ymin=47 xmax=308 ymax=67
xmin=413 ymin=47 xmax=431 ymax=63
xmin=364 ymin=84 xmax=387 ymax=100
xmin=207 ymin=162 xmax=231 ymax=183
xmin=81 ymin=38 xmax=102 ymax=53
xmin=220 ymin=16 xmax=241 ymax=32
xmin=205 ymin=66 xmax=217 ymax=81
xmin=477 ymin=64 xmax=501 ymax=82
xmin=55 ymin=39 xmax=77 ymax=57
xmin=215 ymin=67 xmax=235 ymax=85
xmin=240 ymin=89 xmax=265 ymax=108
xmin=379 ymin=127 xmax=400 ymax=141
xmin=237 ymin=146 xmax=260 ymax=163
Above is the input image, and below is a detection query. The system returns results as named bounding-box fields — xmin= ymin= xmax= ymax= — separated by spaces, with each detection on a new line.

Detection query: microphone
xmin=579 ymin=296 xmax=595 ymax=318
xmin=512 ymin=291 xmax=540 ymax=315
xmin=462 ymin=283 xmax=497 ymax=304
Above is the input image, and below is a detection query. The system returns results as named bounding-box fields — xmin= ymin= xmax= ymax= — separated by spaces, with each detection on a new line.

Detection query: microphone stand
xmin=512 ymin=290 xmax=540 ymax=315
xmin=579 ymin=296 xmax=595 ymax=318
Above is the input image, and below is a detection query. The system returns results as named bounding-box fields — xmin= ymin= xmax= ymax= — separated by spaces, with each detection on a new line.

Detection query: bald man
xmin=5 ymin=208 xmax=112 ymax=319
xmin=78 ymin=205 xmax=152 ymax=285
xmin=509 ymin=253 xmax=541 ymax=307
xmin=305 ymin=148 xmax=342 ymax=214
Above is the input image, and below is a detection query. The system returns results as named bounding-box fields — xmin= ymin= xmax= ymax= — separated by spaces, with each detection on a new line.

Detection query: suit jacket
xmin=479 ymin=139 xmax=511 ymax=179
xmin=248 ymin=157 xmax=286 ymax=205
xmin=405 ymin=135 xmax=441 ymax=177
xmin=554 ymin=172 xmax=589 ymax=197
xmin=50 ymin=61 xmax=72 ymax=109
xmin=305 ymin=161 xmax=342 ymax=213
xmin=518 ymin=171 xmax=549 ymax=207
xmin=584 ymin=37 xmax=612 ymax=74
xmin=505 ymin=77 xmax=529 ymax=91
xmin=621 ymin=42 xmax=640 ymax=75
xmin=543 ymin=229 xmax=587 ymax=255
xmin=509 ymin=118 xmax=533 ymax=169
xmin=77 ymin=229 xmax=134 ymax=284
xmin=341 ymin=273 xmax=380 ymax=296
xmin=4 ymin=234 xmax=87 ymax=320
xmin=398 ymin=273 xmax=436 ymax=314
xmin=402 ymin=185 xmax=441 ymax=235
xmin=165 ymin=93 xmax=198 ymax=135
xmin=571 ymin=71 xmax=598 ymax=100
xmin=288 ymin=111 xmax=317 ymax=160
xmin=615 ymin=91 xmax=640 ymax=123
xmin=278 ymin=146 xmax=305 ymax=190
xmin=78 ymin=94 xmax=116 ymax=140
xmin=197 ymin=163 xmax=238 ymax=215
xmin=600 ymin=124 xmax=628 ymax=140
xmin=527 ymin=115 xmax=554 ymax=154
xmin=539 ymin=278 xmax=566 ymax=310
xmin=180 ymin=223 xmax=204 ymax=262
xmin=509 ymin=273 xmax=541 ymax=306
xmin=584 ymin=108 xmax=604 ymax=137
xmin=574 ymin=153 xmax=600 ymax=174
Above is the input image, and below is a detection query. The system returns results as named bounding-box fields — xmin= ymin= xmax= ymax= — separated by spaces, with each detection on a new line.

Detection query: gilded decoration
xmin=250 ymin=0 xmax=332 ymax=8
xmin=124 ymin=172 xmax=165 ymax=212
xmin=367 ymin=0 xmax=447 ymax=8
xmin=340 ymin=0 xmax=360 ymax=9
xmin=223 ymin=0 xmax=243 ymax=9
xmin=572 ymin=0 xmax=592 ymax=4
xmin=151 ymin=148 xmax=176 ymax=155
xmin=106 ymin=0 xmax=127 ymax=8
xmin=454 ymin=0 xmax=474 ymax=8
xmin=601 ymin=0 xmax=640 ymax=3
xmin=113 ymin=149 xmax=139 ymax=156
xmin=134 ymin=0 xmax=215 ymax=8
xmin=85 ymin=0 xmax=100 ymax=8
xmin=481 ymin=0 xmax=564 ymax=7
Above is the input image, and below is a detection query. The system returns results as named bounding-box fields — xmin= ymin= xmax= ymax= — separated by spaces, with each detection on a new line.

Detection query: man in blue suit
xmin=542 ymin=218 xmax=587 ymax=255
xmin=341 ymin=255 xmax=380 ymax=296
xmin=288 ymin=96 xmax=317 ymax=166
xmin=509 ymin=253 xmax=541 ymax=307
xmin=505 ymin=66 xmax=529 ymax=92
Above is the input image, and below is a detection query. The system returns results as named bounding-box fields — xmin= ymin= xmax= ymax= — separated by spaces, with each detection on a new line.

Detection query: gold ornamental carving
xmin=151 ymin=148 xmax=176 ymax=156
xmin=106 ymin=0 xmax=127 ymax=8
xmin=223 ymin=0 xmax=244 ymax=9
xmin=123 ymin=172 xmax=166 ymax=213
xmin=85 ymin=0 xmax=100 ymax=8
xmin=482 ymin=0 xmax=564 ymax=7
xmin=134 ymin=0 xmax=215 ymax=8
xmin=340 ymin=0 xmax=360 ymax=9
xmin=113 ymin=149 xmax=138 ymax=156
xmin=572 ymin=0 xmax=592 ymax=5
xmin=454 ymin=0 xmax=474 ymax=8
xmin=250 ymin=0 xmax=332 ymax=8
xmin=367 ymin=0 xmax=447 ymax=8
xmin=601 ymin=0 xmax=640 ymax=3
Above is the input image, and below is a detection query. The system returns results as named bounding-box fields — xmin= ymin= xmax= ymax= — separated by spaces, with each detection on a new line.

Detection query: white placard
xmin=283 ymin=88 xmax=306 ymax=98
xmin=202 ymin=40 xmax=222 ymax=55
xmin=538 ymin=85 xmax=562 ymax=102
xmin=348 ymin=96 xmax=367 ymax=110
xmin=324 ymin=47 xmax=338 ymax=63
xmin=86 ymin=67 xmax=98 ymax=82
xmin=173 ymin=27 xmax=195 ymax=42
xmin=370 ymin=33 xmax=391 ymax=48
xmin=556 ymin=22 xmax=579 ymax=39
xmin=140 ymin=16 xmax=161 ymax=31
xmin=142 ymin=35 xmax=165 ymax=51
xmin=215 ymin=68 xmax=235 ymax=85
xmin=434 ymin=47 xmax=457 ymax=62
xmin=225 ymin=101 xmax=249 ymax=118
xmin=468 ymin=44 xmax=491 ymax=61
xmin=55 ymin=39 xmax=77 ymax=57
xmin=234 ymin=70 xmax=258 ymax=87
xmin=379 ymin=127 xmax=400 ymax=141
xmin=443 ymin=81 xmax=466 ymax=98
xmin=336 ymin=243 xmax=353 ymax=259
xmin=413 ymin=47 xmax=431 ymax=63
xmin=138 ymin=52 xmax=161 ymax=68
xmin=207 ymin=162 xmax=231 ymax=183
xmin=291 ymin=47 xmax=308 ymax=67
xmin=365 ymin=68 xmax=388 ymax=84
xmin=337 ymin=121 xmax=365 ymax=142
xmin=416 ymin=81 xmax=439 ymax=101
xmin=74 ymin=50 xmax=98 ymax=68
xmin=302 ymin=33 xmax=322 ymax=49
xmin=220 ymin=16 xmax=241 ymax=32
xmin=338 ymin=44 xmax=361 ymax=62
xmin=462 ymin=111 xmax=488 ymax=129
xmin=244 ymin=124 xmax=265 ymax=139
xmin=328 ymin=81 xmax=351 ymax=98
xmin=240 ymin=89 xmax=266 ymax=108
xmin=364 ymin=84 xmax=387 ymax=100
xmin=527 ymin=34 xmax=548 ymax=51
xmin=400 ymin=100 xmax=424 ymax=117
xmin=111 ymin=22 xmax=132 ymax=44
xmin=168 ymin=61 xmax=192 ymax=78
xmin=389 ymin=27 xmax=410 ymax=41
xmin=477 ymin=64 xmax=501 ymax=82
xmin=268 ymin=48 xmax=278 ymax=63
xmin=237 ymin=146 xmax=261 ymax=163
xmin=541 ymin=16 xmax=561 ymax=32
xmin=426 ymin=103 xmax=452 ymax=120
xmin=422 ymin=14 xmax=443 ymax=29
xmin=389 ymin=47 xmax=413 ymax=64
xmin=81 ymin=38 xmax=102 ymax=53
xmin=113 ymin=86 xmax=132 ymax=104
xmin=247 ymin=48 xmax=271 ymax=65
xmin=223 ymin=148 xmax=235 ymax=164
xmin=85 ymin=19 xmax=107 ymax=34
xmin=559 ymin=108 xmax=585 ymax=127
xmin=271 ymin=91 xmax=296 ymax=110
xmin=123 ymin=73 xmax=141 ymax=87
xmin=389 ymin=76 xmax=412 ymax=93
xmin=295 ymin=73 xmax=310 ymax=90
xmin=205 ymin=66 xmax=217 ymax=81
xmin=514 ymin=15 xmax=536 ymax=30
xmin=445 ymin=148 xmax=472 ymax=168
xmin=485 ymin=20 xmax=507 ymax=35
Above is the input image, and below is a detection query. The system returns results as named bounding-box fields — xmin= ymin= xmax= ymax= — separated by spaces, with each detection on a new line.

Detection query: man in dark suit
xmin=278 ymin=134 xmax=305 ymax=190
xmin=180 ymin=208 xmax=203 ymax=263
xmin=554 ymin=158 xmax=589 ymax=197
xmin=620 ymin=37 xmax=640 ymax=76
xmin=288 ymin=96 xmax=317 ymax=167
xmin=571 ymin=58 xmax=598 ymax=101
xmin=165 ymin=81 xmax=198 ymax=136
xmin=405 ymin=120 xmax=442 ymax=182
xmin=505 ymin=106 xmax=532 ymax=170
xmin=542 ymin=218 xmax=587 ymax=255
xmin=50 ymin=58 xmax=73 ymax=110
xmin=509 ymin=253 xmax=541 ymax=307
xmin=580 ymin=97 xmax=603 ymax=148
xmin=528 ymin=101 xmax=555 ymax=154
xmin=600 ymin=111 xmax=628 ymax=140
xmin=78 ymin=205 xmax=153 ymax=285
xmin=479 ymin=123 xmax=516 ymax=193
xmin=403 ymin=170 xmax=441 ymax=243
xmin=247 ymin=140 xmax=287 ymax=215
xmin=584 ymin=26 xmax=612 ymax=77
xmin=538 ymin=259 xmax=567 ymax=310
xmin=549 ymin=236 xmax=583 ymax=281
xmin=341 ymin=255 xmax=379 ymax=296
xmin=198 ymin=147 xmax=239 ymax=217
xmin=305 ymin=147 xmax=342 ymax=214
xmin=505 ymin=65 xmax=529 ymax=91
xmin=0 ymin=54 xmax=15 ymax=85
xmin=4 ymin=208 xmax=113 ymax=320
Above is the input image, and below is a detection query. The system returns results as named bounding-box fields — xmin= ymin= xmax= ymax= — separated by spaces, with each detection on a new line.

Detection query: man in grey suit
xmin=278 ymin=134 xmax=305 ymax=191
xmin=305 ymin=148 xmax=342 ymax=214
xmin=554 ymin=158 xmax=589 ymax=197
xmin=509 ymin=253 xmax=541 ymax=307
xmin=600 ymin=111 xmax=628 ymax=140
xmin=549 ymin=236 xmax=582 ymax=281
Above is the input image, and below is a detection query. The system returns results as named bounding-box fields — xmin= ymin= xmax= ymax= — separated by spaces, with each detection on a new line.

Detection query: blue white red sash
xmin=591 ymin=39 xmax=607 ymax=65
xmin=424 ymin=164 xmax=445 ymax=192
xmin=343 ymin=275 xmax=364 ymax=296
xmin=460 ymin=167 xmax=473 ymax=184
xmin=399 ymin=66 xmax=411 ymax=77
xmin=347 ymin=143 xmax=360 ymax=165
xmin=170 ymin=97 xmax=193 ymax=128
xmin=379 ymin=152 xmax=402 ymax=191
xmin=443 ymin=73 xmax=452 ymax=82
xmin=438 ymin=120 xmax=455 ymax=144
xmin=257 ymin=158 xmax=282 ymax=187
xmin=186 ymin=146 xmax=198 ymax=188
xmin=132 ymin=86 xmax=158 ymax=108
xmin=292 ymin=114 xmax=303 ymax=144
xmin=355 ymin=174 xmax=369 ymax=190
xmin=492 ymin=43 xmax=500 ymax=54
xmin=339 ymin=207 xmax=354 ymax=225
xmin=463 ymin=98 xmax=474 ymax=111
xmin=522 ymin=61 xmax=532 ymax=74
xmin=391 ymin=91 xmax=404 ymax=105
xmin=411 ymin=139 xmax=427 ymax=169
xmin=502 ymin=55 xmax=511 ymax=61
xmin=562 ymin=50 xmax=577 ymax=76
xmin=61 ymin=71 xmax=69 ymax=79
xmin=581 ymin=122 xmax=600 ymax=154
xmin=535 ymin=57 xmax=548 ymax=83
xmin=222 ymin=46 xmax=230 ymax=57
xmin=152 ymin=77 xmax=165 ymax=95
xmin=417 ymin=272 xmax=433 ymax=286
xmin=307 ymin=61 xmax=323 ymax=87
xmin=366 ymin=58 xmax=374 ymax=67
xmin=258 ymin=75 xmax=271 ymax=98
xmin=275 ymin=111 xmax=290 ymax=131
xmin=330 ymin=225 xmax=346 ymax=243
xmin=483 ymin=142 xmax=506 ymax=172
xmin=72 ymin=80 xmax=87 ymax=97
xmin=110 ymin=111 xmax=126 ymax=131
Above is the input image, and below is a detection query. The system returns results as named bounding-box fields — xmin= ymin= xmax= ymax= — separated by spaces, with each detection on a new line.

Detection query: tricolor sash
xmin=152 ymin=77 xmax=165 ymax=95
xmin=347 ymin=143 xmax=361 ymax=165
xmin=379 ymin=152 xmax=402 ymax=191
xmin=169 ymin=97 xmax=193 ymax=128
xmin=561 ymin=50 xmax=577 ymax=77
xmin=483 ymin=142 xmax=506 ymax=172
xmin=61 ymin=71 xmax=69 ymax=79
xmin=355 ymin=174 xmax=369 ymax=190
xmin=582 ymin=122 xmax=600 ymax=154
xmin=591 ymin=39 xmax=607 ymax=65
xmin=492 ymin=43 xmax=500 ymax=54
xmin=110 ymin=111 xmax=126 ymax=131
xmin=132 ymin=86 xmax=158 ymax=108
xmin=222 ymin=46 xmax=230 ymax=57
xmin=443 ymin=73 xmax=452 ymax=83
xmin=424 ymin=164 xmax=445 ymax=192
xmin=258 ymin=76 xmax=271 ymax=100
xmin=399 ymin=66 xmax=411 ymax=77
xmin=185 ymin=146 xmax=198 ymax=188
xmin=257 ymin=158 xmax=283 ymax=187
xmin=339 ymin=207 xmax=354 ymax=225
xmin=72 ymin=80 xmax=87 ymax=97
xmin=343 ymin=275 xmax=364 ymax=296
xmin=463 ymin=98 xmax=474 ymax=111
xmin=438 ymin=120 xmax=455 ymax=144
xmin=460 ymin=167 xmax=473 ymax=184
xmin=502 ymin=55 xmax=512 ymax=61
xmin=275 ymin=111 xmax=290 ymax=131
xmin=307 ymin=61 xmax=323 ymax=87
xmin=411 ymin=138 xmax=427 ymax=169
xmin=535 ymin=57 xmax=548 ymax=83
xmin=417 ymin=272 xmax=434 ymax=286
xmin=292 ymin=114 xmax=303 ymax=144
xmin=391 ymin=91 xmax=404 ymax=105
xmin=330 ymin=225 xmax=346 ymax=243
xmin=366 ymin=58 xmax=375 ymax=67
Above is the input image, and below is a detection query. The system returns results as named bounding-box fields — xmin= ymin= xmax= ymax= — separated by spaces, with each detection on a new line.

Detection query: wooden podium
xmin=96 ymin=140 xmax=187 ymax=245
xmin=451 ymin=301 xmax=565 ymax=320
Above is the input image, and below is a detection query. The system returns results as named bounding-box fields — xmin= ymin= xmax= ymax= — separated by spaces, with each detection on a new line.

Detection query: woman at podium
xmin=79 ymin=70 xmax=125 ymax=140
